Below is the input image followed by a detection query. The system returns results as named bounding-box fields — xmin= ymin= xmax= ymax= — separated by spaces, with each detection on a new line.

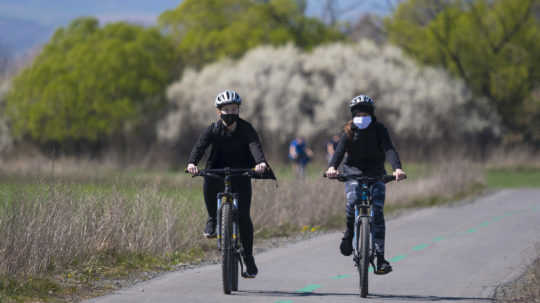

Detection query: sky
xmin=0 ymin=0 xmax=181 ymax=26
xmin=0 ymin=0 xmax=392 ymax=26
xmin=0 ymin=0 xmax=393 ymax=55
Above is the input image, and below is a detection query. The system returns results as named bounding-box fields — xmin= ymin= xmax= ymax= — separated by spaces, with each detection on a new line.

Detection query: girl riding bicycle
xmin=186 ymin=90 xmax=274 ymax=278
xmin=325 ymin=95 xmax=406 ymax=275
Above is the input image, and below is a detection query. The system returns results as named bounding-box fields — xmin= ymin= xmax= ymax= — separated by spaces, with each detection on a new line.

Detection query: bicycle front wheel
xmin=231 ymin=223 xmax=239 ymax=291
xmin=358 ymin=216 xmax=370 ymax=298
xmin=221 ymin=202 xmax=234 ymax=294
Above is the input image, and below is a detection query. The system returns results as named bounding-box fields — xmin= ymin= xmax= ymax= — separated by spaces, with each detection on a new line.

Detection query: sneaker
xmin=340 ymin=229 xmax=353 ymax=256
xmin=375 ymin=256 xmax=392 ymax=275
xmin=243 ymin=255 xmax=258 ymax=278
xmin=203 ymin=218 xmax=216 ymax=238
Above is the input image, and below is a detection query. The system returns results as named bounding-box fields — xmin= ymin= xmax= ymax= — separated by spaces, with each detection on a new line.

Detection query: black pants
xmin=203 ymin=176 xmax=254 ymax=256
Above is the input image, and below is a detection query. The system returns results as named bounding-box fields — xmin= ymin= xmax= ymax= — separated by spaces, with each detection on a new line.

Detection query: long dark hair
xmin=344 ymin=120 xmax=354 ymax=139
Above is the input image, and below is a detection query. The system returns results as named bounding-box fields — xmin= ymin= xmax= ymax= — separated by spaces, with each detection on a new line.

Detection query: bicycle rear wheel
xmin=358 ymin=216 xmax=370 ymax=298
xmin=221 ymin=202 xmax=234 ymax=294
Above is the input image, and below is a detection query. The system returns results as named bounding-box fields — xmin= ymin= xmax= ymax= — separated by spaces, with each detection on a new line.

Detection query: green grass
xmin=0 ymin=173 xmax=203 ymax=210
xmin=0 ymin=249 xmax=210 ymax=303
xmin=486 ymin=167 xmax=540 ymax=188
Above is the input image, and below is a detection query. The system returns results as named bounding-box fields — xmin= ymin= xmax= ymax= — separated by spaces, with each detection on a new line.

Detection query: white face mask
xmin=353 ymin=116 xmax=372 ymax=129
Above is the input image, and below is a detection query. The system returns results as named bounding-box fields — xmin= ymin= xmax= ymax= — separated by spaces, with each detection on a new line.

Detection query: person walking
xmin=289 ymin=136 xmax=313 ymax=179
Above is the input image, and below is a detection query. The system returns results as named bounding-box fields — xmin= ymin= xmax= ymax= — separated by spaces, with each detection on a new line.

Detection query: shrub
xmin=158 ymin=41 xmax=500 ymax=156
xmin=5 ymin=18 xmax=177 ymax=147
xmin=385 ymin=0 xmax=540 ymax=144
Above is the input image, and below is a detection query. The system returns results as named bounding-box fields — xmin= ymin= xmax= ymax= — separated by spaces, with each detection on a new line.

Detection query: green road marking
xmin=390 ymin=255 xmax=406 ymax=262
xmin=292 ymin=209 xmax=523 ymax=303
xmin=413 ymin=243 xmax=430 ymax=251
xmin=331 ymin=274 xmax=350 ymax=280
xmin=492 ymin=216 xmax=504 ymax=221
xmin=433 ymin=236 xmax=444 ymax=242
xmin=297 ymin=284 xmax=321 ymax=293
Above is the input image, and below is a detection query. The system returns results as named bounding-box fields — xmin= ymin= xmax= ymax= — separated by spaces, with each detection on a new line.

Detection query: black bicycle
xmin=188 ymin=167 xmax=264 ymax=295
xmin=325 ymin=172 xmax=404 ymax=298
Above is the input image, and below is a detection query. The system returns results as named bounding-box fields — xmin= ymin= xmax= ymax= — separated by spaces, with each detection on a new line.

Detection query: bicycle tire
xmin=221 ymin=202 xmax=234 ymax=294
xmin=358 ymin=216 xmax=370 ymax=298
xmin=231 ymin=222 xmax=239 ymax=291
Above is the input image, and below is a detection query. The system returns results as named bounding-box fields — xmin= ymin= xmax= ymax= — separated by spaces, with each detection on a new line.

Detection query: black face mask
xmin=221 ymin=114 xmax=239 ymax=126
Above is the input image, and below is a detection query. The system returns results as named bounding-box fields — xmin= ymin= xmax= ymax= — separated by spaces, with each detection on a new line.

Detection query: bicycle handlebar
xmin=185 ymin=168 xmax=260 ymax=179
xmin=323 ymin=173 xmax=406 ymax=184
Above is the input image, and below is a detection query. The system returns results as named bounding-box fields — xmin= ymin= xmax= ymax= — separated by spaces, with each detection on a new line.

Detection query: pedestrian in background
xmin=289 ymin=136 xmax=313 ymax=179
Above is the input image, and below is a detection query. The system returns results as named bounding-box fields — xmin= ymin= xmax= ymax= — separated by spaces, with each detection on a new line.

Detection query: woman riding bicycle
xmin=325 ymin=95 xmax=406 ymax=275
xmin=186 ymin=90 xmax=274 ymax=278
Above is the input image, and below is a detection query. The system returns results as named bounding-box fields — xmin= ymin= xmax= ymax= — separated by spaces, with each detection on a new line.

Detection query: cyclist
xmin=325 ymin=95 xmax=406 ymax=275
xmin=186 ymin=90 xmax=274 ymax=278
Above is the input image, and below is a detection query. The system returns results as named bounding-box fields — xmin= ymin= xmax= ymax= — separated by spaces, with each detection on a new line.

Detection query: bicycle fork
xmin=353 ymin=206 xmax=375 ymax=267
xmin=217 ymin=194 xmax=239 ymax=249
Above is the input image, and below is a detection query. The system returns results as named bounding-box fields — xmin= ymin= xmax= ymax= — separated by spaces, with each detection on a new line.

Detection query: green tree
xmin=159 ymin=0 xmax=343 ymax=68
xmin=385 ymin=0 xmax=540 ymax=143
xmin=6 ymin=17 xmax=177 ymax=146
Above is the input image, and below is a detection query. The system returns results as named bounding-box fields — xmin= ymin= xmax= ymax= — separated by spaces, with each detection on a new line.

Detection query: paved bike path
xmin=87 ymin=189 xmax=540 ymax=303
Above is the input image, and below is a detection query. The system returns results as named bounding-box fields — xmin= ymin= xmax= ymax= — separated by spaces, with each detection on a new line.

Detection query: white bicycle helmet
xmin=349 ymin=94 xmax=374 ymax=116
xmin=349 ymin=95 xmax=374 ymax=108
xmin=215 ymin=90 xmax=242 ymax=108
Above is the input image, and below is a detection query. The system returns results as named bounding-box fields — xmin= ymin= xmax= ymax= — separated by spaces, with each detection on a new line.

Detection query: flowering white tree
xmin=158 ymin=40 xmax=500 ymax=151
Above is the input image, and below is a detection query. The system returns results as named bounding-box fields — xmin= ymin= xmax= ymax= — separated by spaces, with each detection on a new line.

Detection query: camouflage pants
xmin=345 ymin=180 xmax=386 ymax=255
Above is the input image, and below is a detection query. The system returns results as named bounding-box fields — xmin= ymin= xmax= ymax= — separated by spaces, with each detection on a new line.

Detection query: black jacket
xmin=328 ymin=121 xmax=402 ymax=177
xmin=188 ymin=118 xmax=275 ymax=179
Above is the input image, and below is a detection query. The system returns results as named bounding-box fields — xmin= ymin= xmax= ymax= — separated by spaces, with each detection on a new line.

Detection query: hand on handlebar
xmin=325 ymin=166 xmax=339 ymax=178
xmin=187 ymin=163 xmax=199 ymax=175
xmin=393 ymin=168 xmax=407 ymax=181
xmin=254 ymin=162 xmax=267 ymax=173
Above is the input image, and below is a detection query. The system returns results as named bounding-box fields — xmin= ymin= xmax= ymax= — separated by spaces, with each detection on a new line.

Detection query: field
xmin=0 ymin=159 xmax=537 ymax=302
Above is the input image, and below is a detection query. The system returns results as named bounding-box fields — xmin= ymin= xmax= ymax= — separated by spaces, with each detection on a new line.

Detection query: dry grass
xmin=486 ymin=146 xmax=540 ymax=169
xmin=386 ymin=161 xmax=484 ymax=206
xmin=0 ymin=158 xmax=483 ymax=286
xmin=0 ymin=175 xmax=207 ymax=276
xmin=251 ymin=160 xmax=484 ymax=234
xmin=496 ymin=246 xmax=540 ymax=303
